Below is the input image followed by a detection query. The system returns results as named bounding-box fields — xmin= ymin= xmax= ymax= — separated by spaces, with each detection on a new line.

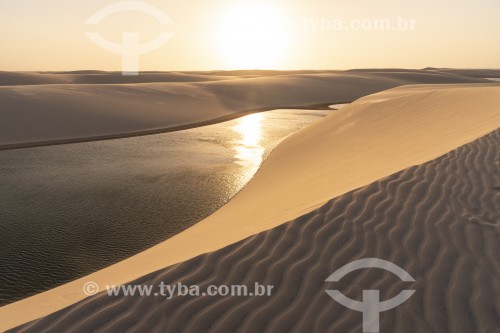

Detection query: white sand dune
xmin=11 ymin=129 xmax=499 ymax=332
xmin=1 ymin=83 xmax=499 ymax=331
xmin=0 ymin=69 xmax=490 ymax=150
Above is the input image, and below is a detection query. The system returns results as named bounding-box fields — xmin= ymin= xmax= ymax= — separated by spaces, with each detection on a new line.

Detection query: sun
xmin=214 ymin=3 xmax=291 ymax=69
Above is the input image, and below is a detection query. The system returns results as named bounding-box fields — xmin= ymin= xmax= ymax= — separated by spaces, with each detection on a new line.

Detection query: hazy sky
xmin=1 ymin=0 xmax=500 ymax=71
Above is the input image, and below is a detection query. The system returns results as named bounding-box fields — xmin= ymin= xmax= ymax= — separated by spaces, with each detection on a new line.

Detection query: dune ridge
xmin=0 ymin=69 xmax=492 ymax=150
xmin=2 ymin=68 xmax=499 ymax=86
xmin=1 ymin=83 xmax=499 ymax=331
xmin=11 ymin=129 xmax=500 ymax=333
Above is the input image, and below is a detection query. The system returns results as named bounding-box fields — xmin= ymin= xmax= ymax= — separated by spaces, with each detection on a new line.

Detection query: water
xmin=0 ymin=109 xmax=330 ymax=305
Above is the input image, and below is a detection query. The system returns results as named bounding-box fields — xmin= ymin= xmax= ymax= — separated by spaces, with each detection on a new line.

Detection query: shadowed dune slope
xmin=12 ymin=129 xmax=500 ymax=333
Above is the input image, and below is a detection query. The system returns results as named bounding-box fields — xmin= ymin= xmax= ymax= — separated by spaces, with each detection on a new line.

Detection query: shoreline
xmin=0 ymin=102 xmax=341 ymax=152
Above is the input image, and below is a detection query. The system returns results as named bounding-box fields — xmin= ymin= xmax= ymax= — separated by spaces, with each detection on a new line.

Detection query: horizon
xmin=7 ymin=67 xmax=500 ymax=74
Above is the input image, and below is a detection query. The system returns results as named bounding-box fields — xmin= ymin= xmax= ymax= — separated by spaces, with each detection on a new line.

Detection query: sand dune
xmin=1 ymin=83 xmax=499 ymax=331
xmin=0 ymin=70 xmax=491 ymax=150
xmin=0 ymin=71 xmax=69 ymax=86
xmin=2 ymin=68 xmax=496 ymax=86
xmin=424 ymin=68 xmax=500 ymax=78
xmin=11 ymin=129 xmax=500 ymax=333
xmin=0 ymin=71 xmax=233 ymax=86
xmin=68 ymin=72 xmax=234 ymax=84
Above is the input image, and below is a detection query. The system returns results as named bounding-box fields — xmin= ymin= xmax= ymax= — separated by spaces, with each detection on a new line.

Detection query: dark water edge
xmin=0 ymin=109 xmax=329 ymax=305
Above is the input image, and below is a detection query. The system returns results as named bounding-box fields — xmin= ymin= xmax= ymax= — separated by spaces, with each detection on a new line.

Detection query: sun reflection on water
xmin=232 ymin=113 xmax=264 ymax=169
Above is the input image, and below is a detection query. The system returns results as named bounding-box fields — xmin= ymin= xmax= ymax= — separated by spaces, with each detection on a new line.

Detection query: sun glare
xmin=215 ymin=3 xmax=291 ymax=69
xmin=233 ymin=113 xmax=264 ymax=168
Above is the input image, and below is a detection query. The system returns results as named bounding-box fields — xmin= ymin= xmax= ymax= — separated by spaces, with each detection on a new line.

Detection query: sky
xmin=1 ymin=0 xmax=500 ymax=71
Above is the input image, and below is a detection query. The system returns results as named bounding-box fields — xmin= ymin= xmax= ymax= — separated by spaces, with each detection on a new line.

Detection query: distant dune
xmin=0 ymin=71 xmax=233 ymax=86
xmin=2 ymin=82 xmax=499 ymax=331
xmin=0 ymin=69 xmax=493 ymax=150
xmin=423 ymin=68 xmax=500 ymax=78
